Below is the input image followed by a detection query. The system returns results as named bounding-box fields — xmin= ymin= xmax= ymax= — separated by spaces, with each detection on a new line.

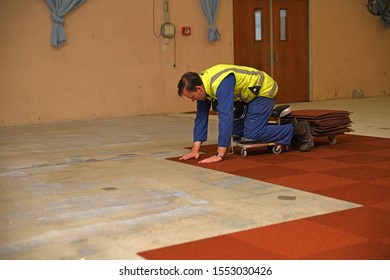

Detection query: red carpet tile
xmin=306 ymin=207 xmax=390 ymax=240
xmin=138 ymin=135 xmax=390 ymax=259
xmin=229 ymin=218 xmax=369 ymax=259
xmin=317 ymin=182 xmax=390 ymax=205
xmin=300 ymin=241 xmax=390 ymax=260
xmin=139 ymin=235 xmax=286 ymax=260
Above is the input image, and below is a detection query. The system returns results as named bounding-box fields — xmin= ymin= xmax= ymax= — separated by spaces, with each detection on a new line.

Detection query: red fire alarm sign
xmin=182 ymin=26 xmax=191 ymax=36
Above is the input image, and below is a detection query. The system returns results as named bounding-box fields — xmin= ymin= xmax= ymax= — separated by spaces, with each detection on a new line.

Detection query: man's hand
xmin=198 ymin=155 xmax=223 ymax=164
xmin=199 ymin=147 xmax=227 ymax=164
xmin=180 ymin=141 xmax=202 ymax=161
xmin=179 ymin=151 xmax=200 ymax=161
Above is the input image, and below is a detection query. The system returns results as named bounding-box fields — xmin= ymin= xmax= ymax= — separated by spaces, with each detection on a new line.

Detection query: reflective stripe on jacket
xmin=200 ymin=64 xmax=278 ymax=102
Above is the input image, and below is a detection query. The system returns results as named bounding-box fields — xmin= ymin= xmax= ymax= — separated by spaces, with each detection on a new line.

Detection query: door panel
xmin=233 ymin=0 xmax=271 ymax=73
xmin=233 ymin=0 xmax=309 ymax=103
xmin=272 ymin=0 xmax=309 ymax=102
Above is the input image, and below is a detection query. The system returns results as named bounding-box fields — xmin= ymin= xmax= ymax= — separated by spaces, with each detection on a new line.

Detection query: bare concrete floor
xmin=0 ymin=96 xmax=389 ymax=260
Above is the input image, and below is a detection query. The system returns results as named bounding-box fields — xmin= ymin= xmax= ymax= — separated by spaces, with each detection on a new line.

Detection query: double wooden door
xmin=233 ymin=0 xmax=309 ymax=103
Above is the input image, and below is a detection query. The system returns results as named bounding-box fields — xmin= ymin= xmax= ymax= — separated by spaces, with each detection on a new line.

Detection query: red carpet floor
xmin=138 ymin=134 xmax=390 ymax=259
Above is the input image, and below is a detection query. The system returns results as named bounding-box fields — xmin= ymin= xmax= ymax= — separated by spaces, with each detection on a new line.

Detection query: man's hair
xmin=177 ymin=72 xmax=203 ymax=96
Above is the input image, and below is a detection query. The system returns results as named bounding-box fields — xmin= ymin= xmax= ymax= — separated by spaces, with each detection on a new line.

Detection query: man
xmin=177 ymin=64 xmax=314 ymax=164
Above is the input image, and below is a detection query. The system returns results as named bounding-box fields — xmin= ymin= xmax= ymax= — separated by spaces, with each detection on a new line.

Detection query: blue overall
xmin=194 ymin=74 xmax=294 ymax=147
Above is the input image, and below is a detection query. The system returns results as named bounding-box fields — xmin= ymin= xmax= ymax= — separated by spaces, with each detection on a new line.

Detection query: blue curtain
xmin=44 ymin=0 xmax=85 ymax=48
xmin=200 ymin=0 xmax=221 ymax=42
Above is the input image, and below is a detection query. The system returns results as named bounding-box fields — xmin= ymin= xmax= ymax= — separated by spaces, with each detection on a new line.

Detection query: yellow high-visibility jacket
xmin=200 ymin=64 xmax=278 ymax=102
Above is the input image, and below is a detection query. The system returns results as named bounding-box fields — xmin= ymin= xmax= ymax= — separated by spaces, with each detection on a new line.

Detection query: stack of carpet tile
xmin=287 ymin=109 xmax=353 ymax=137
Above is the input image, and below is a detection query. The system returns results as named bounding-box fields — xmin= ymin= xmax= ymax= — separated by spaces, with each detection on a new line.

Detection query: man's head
xmin=177 ymin=72 xmax=207 ymax=101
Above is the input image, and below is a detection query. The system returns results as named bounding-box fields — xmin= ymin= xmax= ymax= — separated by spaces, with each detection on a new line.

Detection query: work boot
xmin=289 ymin=118 xmax=300 ymax=149
xmin=294 ymin=120 xmax=314 ymax=152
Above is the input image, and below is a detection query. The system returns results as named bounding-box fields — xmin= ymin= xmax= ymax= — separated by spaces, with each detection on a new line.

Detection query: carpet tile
xmin=139 ymin=135 xmax=390 ymax=260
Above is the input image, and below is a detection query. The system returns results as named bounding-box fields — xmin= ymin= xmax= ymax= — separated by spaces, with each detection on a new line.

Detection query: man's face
xmin=181 ymin=85 xmax=207 ymax=101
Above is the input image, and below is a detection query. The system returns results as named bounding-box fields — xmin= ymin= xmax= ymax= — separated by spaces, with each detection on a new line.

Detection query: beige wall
xmin=0 ymin=0 xmax=234 ymax=124
xmin=0 ymin=0 xmax=388 ymax=125
xmin=310 ymin=0 xmax=389 ymax=100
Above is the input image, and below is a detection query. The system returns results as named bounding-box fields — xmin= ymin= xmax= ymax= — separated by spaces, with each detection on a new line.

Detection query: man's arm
xmin=198 ymin=74 xmax=236 ymax=164
xmin=193 ymin=99 xmax=211 ymax=143
xmin=180 ymin=100 xmax=210 ymax=161
xmin=215 ymin=74 xmax=236 ymax=148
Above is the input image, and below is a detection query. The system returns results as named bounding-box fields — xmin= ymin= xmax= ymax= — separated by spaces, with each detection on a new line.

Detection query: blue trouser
xmin=233 ymin=97 xmax=294 ymax=145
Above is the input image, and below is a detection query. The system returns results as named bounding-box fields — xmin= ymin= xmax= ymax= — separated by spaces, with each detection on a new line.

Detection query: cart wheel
xmin=328 ymin=135 xmax=337 ymax=145
xmin=240 ymin=148 xmax=247 ymax=157
xmin=272 ymin=145 xmax=282 ymax=154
